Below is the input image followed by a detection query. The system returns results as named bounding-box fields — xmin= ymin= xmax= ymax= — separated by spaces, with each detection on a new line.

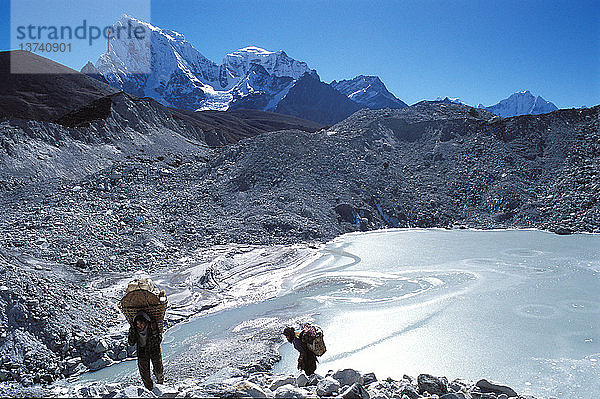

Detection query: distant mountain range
xmin=83 ymin=15 xmax=561 ymax=124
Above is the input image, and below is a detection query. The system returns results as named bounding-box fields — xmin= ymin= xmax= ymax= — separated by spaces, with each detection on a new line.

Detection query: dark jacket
xmin=293 ymin=332 xmax=317 ymax=375
xmin=128 ymin=311 xmax=162 ymax=357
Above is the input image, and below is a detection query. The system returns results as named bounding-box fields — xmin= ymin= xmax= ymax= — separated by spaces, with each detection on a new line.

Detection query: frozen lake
xmin=80 ymin=229 xmax=600 ymax=398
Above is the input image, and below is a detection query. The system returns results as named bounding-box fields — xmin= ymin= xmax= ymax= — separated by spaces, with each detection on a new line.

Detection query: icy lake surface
xmin=81 ymin=229 xmax=600 ymax=398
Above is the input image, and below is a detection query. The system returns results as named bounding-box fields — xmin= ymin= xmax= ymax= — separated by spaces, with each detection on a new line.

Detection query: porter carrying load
xmin=119 ymin=278 xmax=168 ymax=332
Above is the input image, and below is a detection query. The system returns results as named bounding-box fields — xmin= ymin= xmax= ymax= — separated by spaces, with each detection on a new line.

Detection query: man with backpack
xmin=128 ymin=310 xmax=164 ymax=390
xmin=283 ymin=325 xmax=320 ymax=375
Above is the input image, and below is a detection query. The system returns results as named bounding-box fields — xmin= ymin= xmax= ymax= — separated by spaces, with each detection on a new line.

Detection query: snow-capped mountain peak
xmin=480 ymin=90 xmax=558 ymax=117
xmin=331 ymin=75 xmax=407 ymax=109
xmin=434 ymin=96 xmax=468 ymax=106
xmin=86 ymin=17 xmax=319 ymax=112
xmin=220 ymin=46 xmax=313 ymax=89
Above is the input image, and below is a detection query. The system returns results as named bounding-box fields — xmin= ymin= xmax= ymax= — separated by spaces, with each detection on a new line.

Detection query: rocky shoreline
xmin=3 ymin=366 xmax=538 ymax=398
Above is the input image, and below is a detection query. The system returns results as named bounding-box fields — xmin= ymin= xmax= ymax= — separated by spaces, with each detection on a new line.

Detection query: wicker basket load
xmin=118 ymin=278 xmax=168 ymax=333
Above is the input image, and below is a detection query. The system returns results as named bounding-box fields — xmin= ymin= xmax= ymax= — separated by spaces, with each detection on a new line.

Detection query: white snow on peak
xmin=220 ymin=46 xmax=312 ymax=89
xmin=233 ymin=46 xmax=276 ymax=55
xmin=89 ymin=17 xmax=314 ymax=112
xmin=482 ymin=90 xmax=558 ymax=117
xmin=435 ymin=96 xmax=468 ymax=105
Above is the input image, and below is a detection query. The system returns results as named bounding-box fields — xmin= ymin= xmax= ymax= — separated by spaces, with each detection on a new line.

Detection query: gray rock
xmin=366 ymin=389 xmax=389 ymax=399
xmin=270 ymin=375 xmax=297 ymax=391
xmin=362 ymin=372 xmax=377 ymax=385
xmin=127 ymin=345 xmax=137 ymax=357
xmin=87 ymin=354 xmax=111 ymax=371
xmin=339 ymin=383 xmax=370 ymax=399
xmin=440 ymin=393 xmax=469 ymax=399
xmin=233 ymin=381 xmax=269 ymax=398
xmin=497 ymin=394 xmax=508 ymax=399
xmin=151 ymin=383 xmax=179 ymax=398
xmin=332 ymin=368 xmax=364 ymax=386
xmin=94 ymin=339 xmax=108 ymax=353
xmin=66 ymin=356 xmax=82 ymax=368
xmin=0 ymin=369 xmax=10 ymax=382
xmin=306 ymin=373 xmax=323 ymax=386
xmin=273 ymin=384 xmax=314 ymax=398
xmin=316 ymin=376 xmax=341 ymax=397
xmin=296 ymin=373 xmax=309 ymax=387
xmin=475 ymin=379 xmax=517 ymax=397
xmin=417 ymin=373 xmax=448 ymax=395
xmin=399 ymin=384 xmax=420 ymax=399
xmin=118 ymin=349 xmax=128 ymax=360
xmin=113 ymin=385 xmax=157 ymax=398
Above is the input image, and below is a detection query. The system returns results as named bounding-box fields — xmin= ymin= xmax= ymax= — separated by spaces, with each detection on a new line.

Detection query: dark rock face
xmin=0 ymin=51 xmax=118 ymax=123
xmin=274 ymin=73 xmax=363 ymax=125
xmin=476 ymin=379 xmax=518 ymax=397
xmin=417 ymin=373 xmax=448 ymax=395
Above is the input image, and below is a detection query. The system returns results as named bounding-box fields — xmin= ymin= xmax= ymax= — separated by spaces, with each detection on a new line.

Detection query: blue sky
xmin=1 ymin=0 xmax=598 ymax=108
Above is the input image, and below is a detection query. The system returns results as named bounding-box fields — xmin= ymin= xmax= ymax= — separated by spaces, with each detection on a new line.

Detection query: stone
xmin=75 ymin=259 xmax=87 ymax=269
xmin=306 ymin=373 xmax=323 ymax=386
xmin=65 ymin=357 xmax=82 ymax=369
xmin=475 ymin=379 xmax=517 ymax=397
xmin=269 ymin=375 xmax=297 ymax=391
xmin=127 ymin=345 xmax=137 ymax=357
xmin=87 ymin=354 xmax=112 ymax=371
xmin=113 ymin=385 xmax=157 ymax=398
xmin=118 ymin=349 xmax=128 ymax=360
xmin=417 ymin=374 xmax=448 ymax=395
xmin=0 ymin=369 xmax=9 ymax=382
xmin=399 ymin=384 xmax=420 ymax=399
xmin=366 ymin=389 xmax=389 ymax=399
xmin=152 ymin=384 xmax=179 ymax=398
xmin=316 ymin=376 xmax=341 ymax=397
xmin=339 ymin=383 xmax=370 ymax=399
xmin=440 ymin=393 xmax=469 ymax=399
xmin=274 ymin=384 xmax=314 ymax=398
xmin=554 ymin=227 xmax=572 ymax=235
xmin=332 ymin=368 xmax=364 ymax=387
xmin=497 ymin=394 xmax=508 ymax=399
xmin=94 ymin=339 xmax=109 ymax=353
xmin=362 ymin=372 xmax=377 ymax=385
xmin=296 ymin=373 xmax=309 ymax=387
xmin=233 ymin=381 xmax=269 ymax=398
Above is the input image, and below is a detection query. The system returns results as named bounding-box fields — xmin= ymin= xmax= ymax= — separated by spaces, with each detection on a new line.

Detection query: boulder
xmin=440 ymin=393 xmax=469 ymax=399
xmin=296 ymin=373 xmax=309 ymax=387
xmin=399 ymin=384 xmax=420 ymax=399
xmin=339 ymin=383 xmax=370 ymax=399
xmin=448 ymin=378 xmax=472 ymax=393
xmin=94 ymin=339 xmax=108 ymax=353
xmin=417 ymin=374 xmax=448 ymax=395
xmin=113 ymin=385 xmax=157 ymax=398
xmin=316 ymin=377 xmax=342 ymax=397
xmin=65 ymin=357 xmax=82 ymax=369
xmin=362 ymin=372 xmax=377 ymax=386
xmin=233 ymin=381 xmax=268 ymax=398
xmin=274 ymin=384 xmax=315 ymax=398
xmin=475 ymin=379 xmax=517 ymax=397
xmin=269 ymin=375 xmax=297 ymax=391
xmin=87 ymin=354 xmax=112 ymax=371
xmin=152 ymin=384 xmax=179 ymax=398
xmin=306 ymin=373 xmax=323 ymax=386
xmin=366 ymin=389 xmax=389 ymax=399
xmin=332 ymin=368 xmax=363 ymax=386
